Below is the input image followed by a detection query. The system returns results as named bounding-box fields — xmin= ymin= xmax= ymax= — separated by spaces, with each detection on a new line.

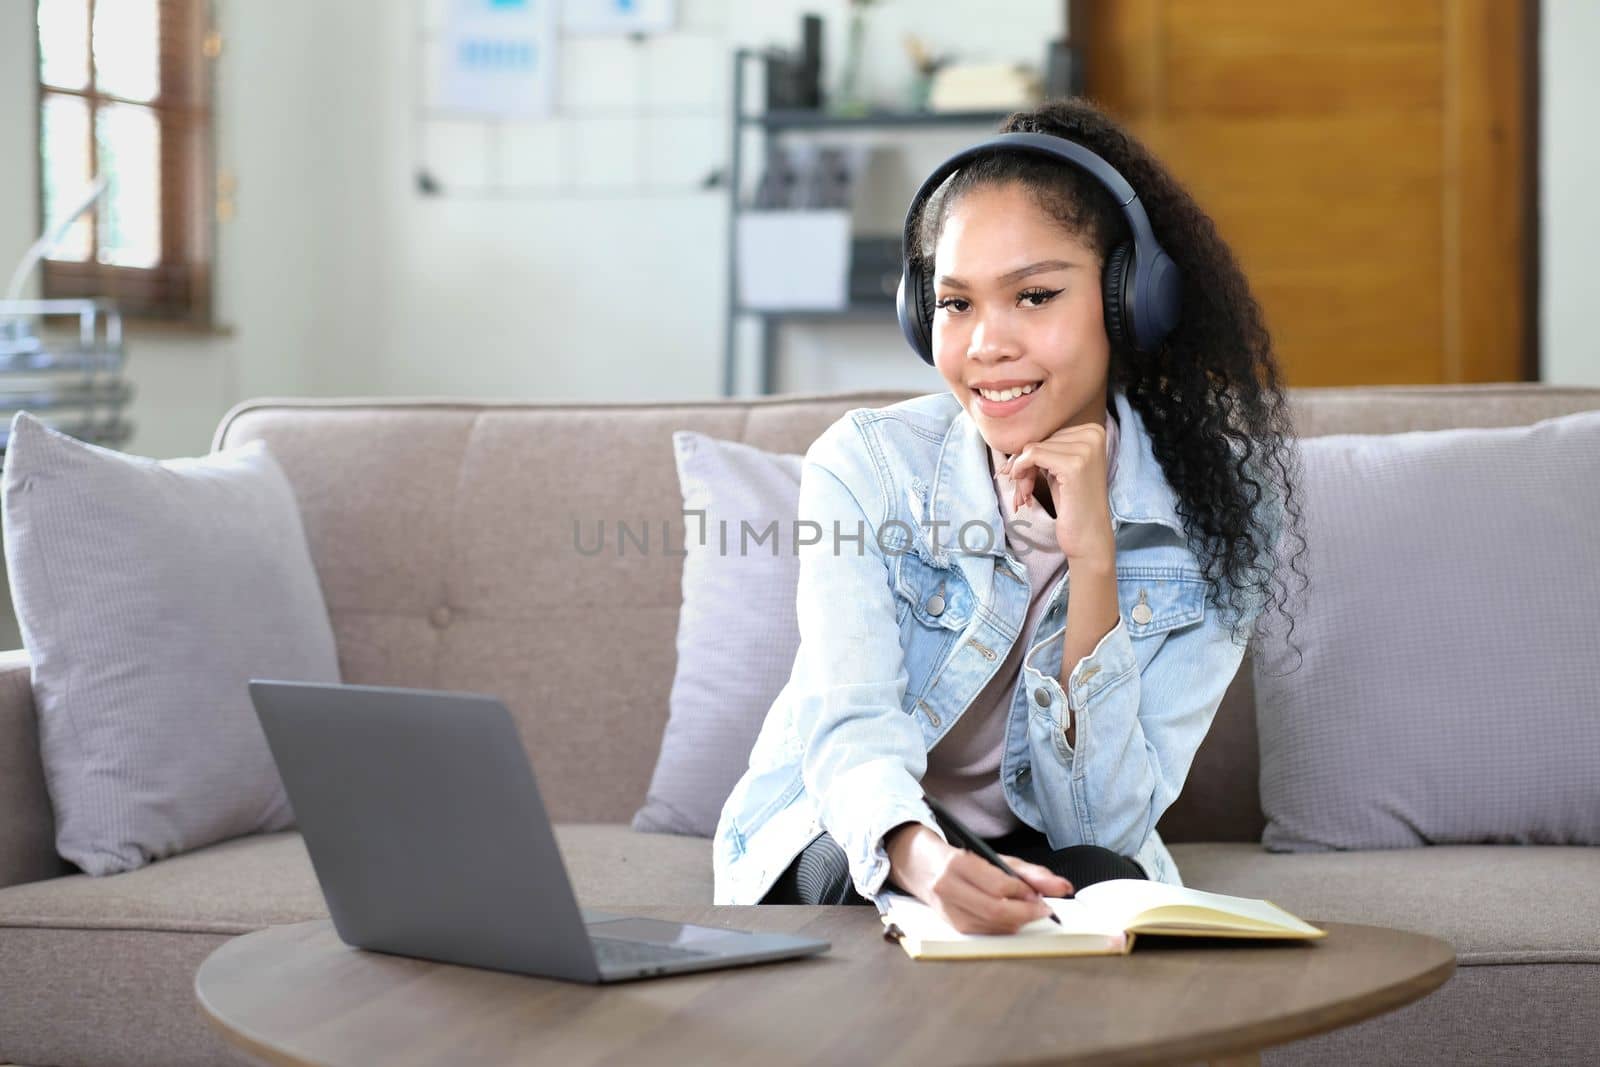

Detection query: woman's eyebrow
xmin=936 ymin=259 xmax=1081 ymax=289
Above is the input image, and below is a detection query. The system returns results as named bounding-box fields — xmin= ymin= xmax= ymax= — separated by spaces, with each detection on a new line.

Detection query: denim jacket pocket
xmin=893 ymin=548 xmax=976 ymax=632
xmin=1116 ymin=568 xmax=1208 ymax=638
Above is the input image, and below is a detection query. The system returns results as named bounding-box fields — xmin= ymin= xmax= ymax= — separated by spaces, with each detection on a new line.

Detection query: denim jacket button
xmin=1131 ymin=589 xmax=1153 ymax=625
xmin=925 ymin=592 xmax=945 ymax=616
xmin=1033 ymin=686 xmax=1050 ymax=707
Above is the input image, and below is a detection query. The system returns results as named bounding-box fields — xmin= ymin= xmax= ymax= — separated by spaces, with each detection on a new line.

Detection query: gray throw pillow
xmin=632 ymin=431 xmax=803 ymax=837
xmin=1 ymin=412 xmax=340 ymax=875
xmin=1252 ymin=410 xmax=1600 ymax=851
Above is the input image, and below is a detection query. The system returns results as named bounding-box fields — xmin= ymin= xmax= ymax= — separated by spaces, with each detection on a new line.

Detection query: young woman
xmin=713 ymin=99 xmax=1306 ymax=935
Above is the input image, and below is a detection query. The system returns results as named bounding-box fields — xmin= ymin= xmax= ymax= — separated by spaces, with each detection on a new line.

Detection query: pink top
xmin=921 ymin=405 xmax=1121 ymax=838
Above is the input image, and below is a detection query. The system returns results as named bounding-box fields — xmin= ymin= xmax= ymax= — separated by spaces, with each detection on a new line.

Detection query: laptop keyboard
xmin=591 ymin=936 xmax=713 ymax=968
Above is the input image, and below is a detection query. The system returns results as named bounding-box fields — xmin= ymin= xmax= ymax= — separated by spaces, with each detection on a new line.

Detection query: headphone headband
xmin=896 ymin=131 xmax=1181 ymax=364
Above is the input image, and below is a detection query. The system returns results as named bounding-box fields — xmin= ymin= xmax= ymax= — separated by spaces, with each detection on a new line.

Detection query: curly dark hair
xmin=917 ymin=97 xmax=1307 ymax=664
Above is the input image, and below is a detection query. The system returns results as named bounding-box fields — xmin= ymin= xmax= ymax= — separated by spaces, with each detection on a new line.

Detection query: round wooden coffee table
xmin=195 ymin=906 xmax=1453 ymax=1067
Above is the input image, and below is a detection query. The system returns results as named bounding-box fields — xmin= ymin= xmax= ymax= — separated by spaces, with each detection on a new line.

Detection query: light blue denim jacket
xmin=713 ymin=387 xmax=1280 ymax=909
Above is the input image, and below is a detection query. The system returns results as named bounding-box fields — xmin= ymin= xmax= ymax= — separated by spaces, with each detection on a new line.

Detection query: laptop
xmin=247 ymin=680 xmax=829 ymax=984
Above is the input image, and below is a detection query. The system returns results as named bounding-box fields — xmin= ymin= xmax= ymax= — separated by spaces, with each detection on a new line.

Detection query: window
xmin=35 ymin=0 xmax=216 ymax=324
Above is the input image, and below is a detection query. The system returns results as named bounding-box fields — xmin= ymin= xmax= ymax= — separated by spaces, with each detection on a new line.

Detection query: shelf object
xmin=744 ymin=109 xmax=1016 ymax=131
xmin=0 ymin=300 xmax=135 ymax=458
xmin=721 ymin=49 xmax=1011 ymax=397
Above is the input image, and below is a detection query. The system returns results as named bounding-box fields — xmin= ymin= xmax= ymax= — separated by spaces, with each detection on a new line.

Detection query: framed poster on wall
xmin=561 ymin=0 xmax=675 ymax=35
xmin=438 ymin=0 xmax=559 ymax=117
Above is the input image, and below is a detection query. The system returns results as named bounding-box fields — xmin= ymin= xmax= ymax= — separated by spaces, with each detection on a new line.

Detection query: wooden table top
xmin=195 ymin=906 xmax=1454 ymax=1067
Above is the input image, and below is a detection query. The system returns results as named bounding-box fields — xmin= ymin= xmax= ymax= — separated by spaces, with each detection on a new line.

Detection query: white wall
xmin=378 ymin=0 xmax=1060 ymax=401
xmin=0 ymin=2 xmax=37 ymax=307
xmin=1541 ymin=0 xmax=1600 ymax=385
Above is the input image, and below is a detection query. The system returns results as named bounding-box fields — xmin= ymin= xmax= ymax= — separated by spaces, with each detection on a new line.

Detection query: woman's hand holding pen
xmin=885 ymin=823 xmax=1072 ymax=935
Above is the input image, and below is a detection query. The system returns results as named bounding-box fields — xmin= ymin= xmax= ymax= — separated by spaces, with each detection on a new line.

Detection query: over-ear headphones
xmin=896 ymin=131 xmax=1183 ymax=366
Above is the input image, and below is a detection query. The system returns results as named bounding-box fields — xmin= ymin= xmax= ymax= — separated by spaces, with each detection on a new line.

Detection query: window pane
xmin=95 ymin=104 xmax=162 ymax=269
xmin=38 ymin=0 xmax=90 ymax=91
xmin=40 ymin=93 xmax=93 ymax=263
xmin=92 ymin=0 xmax=160 ymax=102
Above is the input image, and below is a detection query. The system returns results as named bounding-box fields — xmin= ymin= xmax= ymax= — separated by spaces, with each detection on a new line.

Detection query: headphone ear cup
xmin=1102 ymin=242 xmax=1134 ymax=352
xmin=917 ymin=268 xmax=937 ymax=361
xmin=896 ymin=263 xmax=936 ymax=365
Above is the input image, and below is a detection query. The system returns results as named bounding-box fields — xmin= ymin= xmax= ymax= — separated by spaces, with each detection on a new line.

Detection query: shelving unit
xmin=0 ymin=300 xmax=133 ymax=460
xmin=721 ymin=49 xmax=1009 ymax=397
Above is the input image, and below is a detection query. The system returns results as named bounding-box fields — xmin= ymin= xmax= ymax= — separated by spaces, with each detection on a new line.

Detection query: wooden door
xmin=1074 ymin=0 xmax=1536 ymax=385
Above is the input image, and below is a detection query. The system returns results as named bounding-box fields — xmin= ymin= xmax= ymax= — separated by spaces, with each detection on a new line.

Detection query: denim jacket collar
xmin=924 ymin=387 xmax=1186 ymax=563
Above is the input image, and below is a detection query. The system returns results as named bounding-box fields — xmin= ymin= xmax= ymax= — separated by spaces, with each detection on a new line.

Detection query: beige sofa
xmin=1 ymin=383 xmax=1597 ymax=1067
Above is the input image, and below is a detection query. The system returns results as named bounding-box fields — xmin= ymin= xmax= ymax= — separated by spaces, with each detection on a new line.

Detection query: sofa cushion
xmin=0 ymin=826 xmax=714 ymax=938
xmin=0 ymin=412 xmax=341 ymax=876
xmin=1171 ymin=842 xmax=1600 ymax=965
xmin=0 ymin=832 xmax=325 ymax=935
xmin=559 ymin=823 xmax=718 ymax=906
xmin=634 ymin=431 xmax=804 ymax=837
xmin=1251 ymin=411 xmax=1600 ymax=852
xmin=0 ymin=649 xmax=68 ymax=889
xmin=0 ymin=927 xmax=256 ymax=1067
xmin=0 ymin=833 xmax=324 ymax=1067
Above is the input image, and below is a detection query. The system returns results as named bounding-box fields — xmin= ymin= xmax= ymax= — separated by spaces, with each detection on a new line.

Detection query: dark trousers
xmin=760 ymin=824 xmax=1147 ymax=906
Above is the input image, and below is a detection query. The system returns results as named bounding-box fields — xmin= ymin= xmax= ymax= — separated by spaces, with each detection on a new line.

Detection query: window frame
xmin=33 ymin=0 xmax=218 ymax=327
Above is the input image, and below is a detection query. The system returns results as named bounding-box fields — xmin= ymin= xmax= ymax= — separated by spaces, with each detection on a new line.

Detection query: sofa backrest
xmin=216 ymin=384 xmax=1600 ymax=841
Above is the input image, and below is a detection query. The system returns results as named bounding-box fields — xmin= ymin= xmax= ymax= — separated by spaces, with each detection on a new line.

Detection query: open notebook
xmin=880 ymin=879 xmax=1326 ymax=960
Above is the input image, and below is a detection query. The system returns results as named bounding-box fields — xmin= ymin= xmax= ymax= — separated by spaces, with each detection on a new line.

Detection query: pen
xmin=923 ymin=793 xmax=1064 ymax=926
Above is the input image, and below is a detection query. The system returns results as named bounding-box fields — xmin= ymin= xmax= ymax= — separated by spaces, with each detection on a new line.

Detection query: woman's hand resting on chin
xmin=1000 ymin=420 xmax=1116 ymax=565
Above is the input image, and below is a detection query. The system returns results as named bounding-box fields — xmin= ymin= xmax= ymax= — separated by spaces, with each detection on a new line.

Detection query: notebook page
xmin=1073 ymin=879 xmax=1321 ymax=935
xmin=882 ymin=891 xmax=1126 ymax=944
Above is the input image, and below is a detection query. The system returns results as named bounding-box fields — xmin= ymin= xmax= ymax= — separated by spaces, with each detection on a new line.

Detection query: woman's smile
xmin=972 ymin=381 xmax=1041 ymax=418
